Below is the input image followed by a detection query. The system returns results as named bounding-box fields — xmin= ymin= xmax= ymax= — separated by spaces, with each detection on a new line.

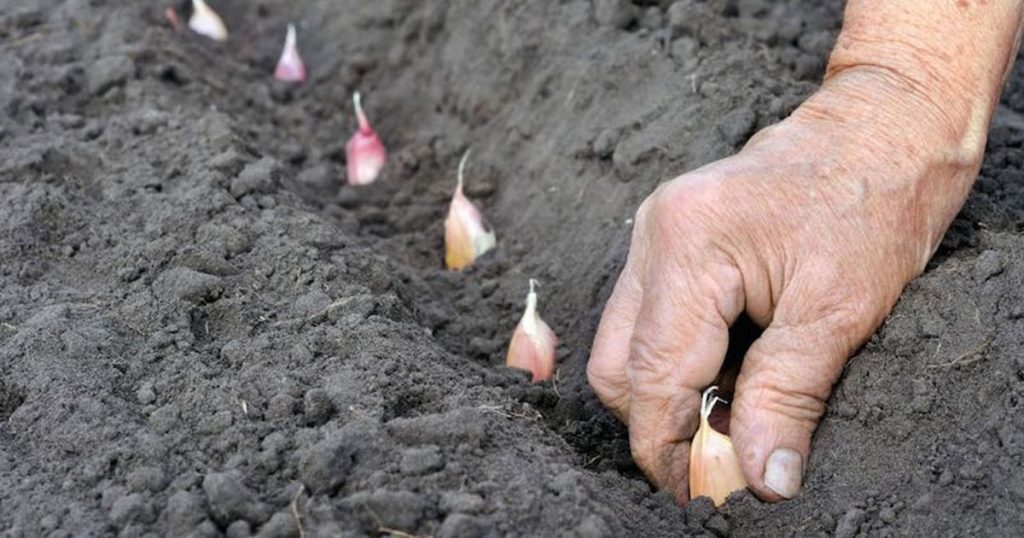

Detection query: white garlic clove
xmin=188 ymin=0 xmax=228 ymax=41
xmin=689 ymin=386 xmax=748 ymax=506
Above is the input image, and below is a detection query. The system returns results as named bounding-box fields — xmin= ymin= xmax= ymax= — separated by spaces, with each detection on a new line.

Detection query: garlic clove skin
xmin=273 ymin=24 xmax=307 ymax=83
xmin=345 ymin=92 xmax=387 ymax=186
xmin=165 ymin=7 xmax=183 ymax=33
xmin=444 ymin=195 xmax=496 ymax=270
xmin=506 ymin=279 xmax=557 ymax=382
xmin=689 ymin=386 xmax=748 ymax=506
xmin=444 ymin=150 xmax=496 ymax=270
xmin=188 ymin=0 xmax=228 ymax=41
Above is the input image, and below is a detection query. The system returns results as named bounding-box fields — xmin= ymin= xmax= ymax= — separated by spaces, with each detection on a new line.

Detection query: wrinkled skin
xmin=587 ymin=65 xmax=996 ymax=502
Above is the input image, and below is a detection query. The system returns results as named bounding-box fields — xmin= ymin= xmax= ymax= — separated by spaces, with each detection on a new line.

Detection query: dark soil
xmin=3 ymin=0 xmax=1024 ymax=536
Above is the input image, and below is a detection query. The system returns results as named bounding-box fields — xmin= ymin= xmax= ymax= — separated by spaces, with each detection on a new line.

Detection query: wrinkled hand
xmin=588 ymin=70 xmax=984 ymax=502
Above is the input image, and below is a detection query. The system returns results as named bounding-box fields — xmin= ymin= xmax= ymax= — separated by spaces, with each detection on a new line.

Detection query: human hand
xmin=587 ymin=68 xmax=989 ymax=502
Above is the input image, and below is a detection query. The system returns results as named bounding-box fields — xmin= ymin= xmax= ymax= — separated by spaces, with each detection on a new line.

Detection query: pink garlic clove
xmin=444 ymin=150 xmax=497 ymax=270
xmin=273 ymin=24 xmax=307 ymax=83
xmin=165 ymin=6 xmax=183 ymax=33
xmin=506 ymin=279 xmax=557 ymax=382
xmin=345 ymin=92 xmax=387 ymax=186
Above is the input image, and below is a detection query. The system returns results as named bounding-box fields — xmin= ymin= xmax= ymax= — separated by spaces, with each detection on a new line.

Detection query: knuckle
xmin=800 ymin=277 xmax=886 ymax=353
xmin=697 ymin=262 xmax=746 ymax=321
xmin=789 ymin=258 xmax=891 ymax=346
xmin=648 ymin=180 xmax=697 ymax=222
xmin=646 ymin=176 xmax=717 ymax=218
xmin=626 ymin=335 xmax=673 ymax=385
xmin=741 ymin=375 xmax=827 ymax=431
xmin=650 ymin=178 xmax=735 ymax=245
xmin=586 ymin=355 xmax=622 ymax=395
xmin=634 ymin=176 xmax=748 ymax=270
xmin=818 ymin=296 xmax=878 ymax=337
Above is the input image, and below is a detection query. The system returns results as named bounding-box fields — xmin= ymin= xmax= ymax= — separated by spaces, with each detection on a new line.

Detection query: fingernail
xmin=763 ymin=448 xmax=803 ymax=498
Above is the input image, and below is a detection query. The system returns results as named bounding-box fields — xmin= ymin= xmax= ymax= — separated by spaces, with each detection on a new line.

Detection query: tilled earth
xmin=3 ymin=1 xmax=1024 ymax=536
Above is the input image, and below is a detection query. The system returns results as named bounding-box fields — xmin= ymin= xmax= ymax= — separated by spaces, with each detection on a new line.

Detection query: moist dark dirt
xmin=3 ymin=0 xmax=1024 ymax=536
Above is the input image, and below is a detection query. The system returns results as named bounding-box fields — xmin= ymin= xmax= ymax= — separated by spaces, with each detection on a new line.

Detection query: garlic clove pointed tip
xmin=353 ymin=91 xmax=374 ymax=133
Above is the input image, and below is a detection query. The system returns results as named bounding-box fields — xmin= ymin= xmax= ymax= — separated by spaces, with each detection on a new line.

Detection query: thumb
xmin=729 ymin=314 xmax=856 ymax=501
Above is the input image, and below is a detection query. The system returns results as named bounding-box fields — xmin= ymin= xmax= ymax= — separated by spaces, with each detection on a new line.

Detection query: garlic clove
xmin=273 ymin=24 xmax=307 ymax=83
xmin=165 ymin=6 xmax=183 ymax=33
xmin=444 ymin=150 xmax=496 ymax=270
xmin=188 ymin=0 xmax=228 ymax=41
xmin=689 ymin=386 xmax=748 ymax=506
xmin=506 ymin=279 xmax=557 ymax=382
xmin=345 ymin=92 xmax=387 ymax=186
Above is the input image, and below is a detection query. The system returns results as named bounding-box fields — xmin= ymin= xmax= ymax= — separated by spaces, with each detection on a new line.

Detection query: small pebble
xmin=718 ymin=107 xmax=757 ymax=146
xmin=267 ymin=393 xmax=297 ymax=420
xmin=230 ymin=157 xmax=279 ymax=198
xmin=136 ymin=382 xmax=156 ymax=405
xmin=303 ymin=388 xmax=334 ymax=426
xmin=834 ymin=508 xmax=866 ymax=538
xmin=592 ymin=129 xmax=618 ymax=159
xmin=973 ymin=249 xmax=1003 ymax=282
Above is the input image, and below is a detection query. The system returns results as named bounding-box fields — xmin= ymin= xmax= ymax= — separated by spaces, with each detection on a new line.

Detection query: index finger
xmin=626 ymin=261 xmax=737 ymax=500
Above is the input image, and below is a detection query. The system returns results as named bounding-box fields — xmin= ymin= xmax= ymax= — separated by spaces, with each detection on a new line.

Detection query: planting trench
xmin=3 ymin=0 xmax=1024 ymax=536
